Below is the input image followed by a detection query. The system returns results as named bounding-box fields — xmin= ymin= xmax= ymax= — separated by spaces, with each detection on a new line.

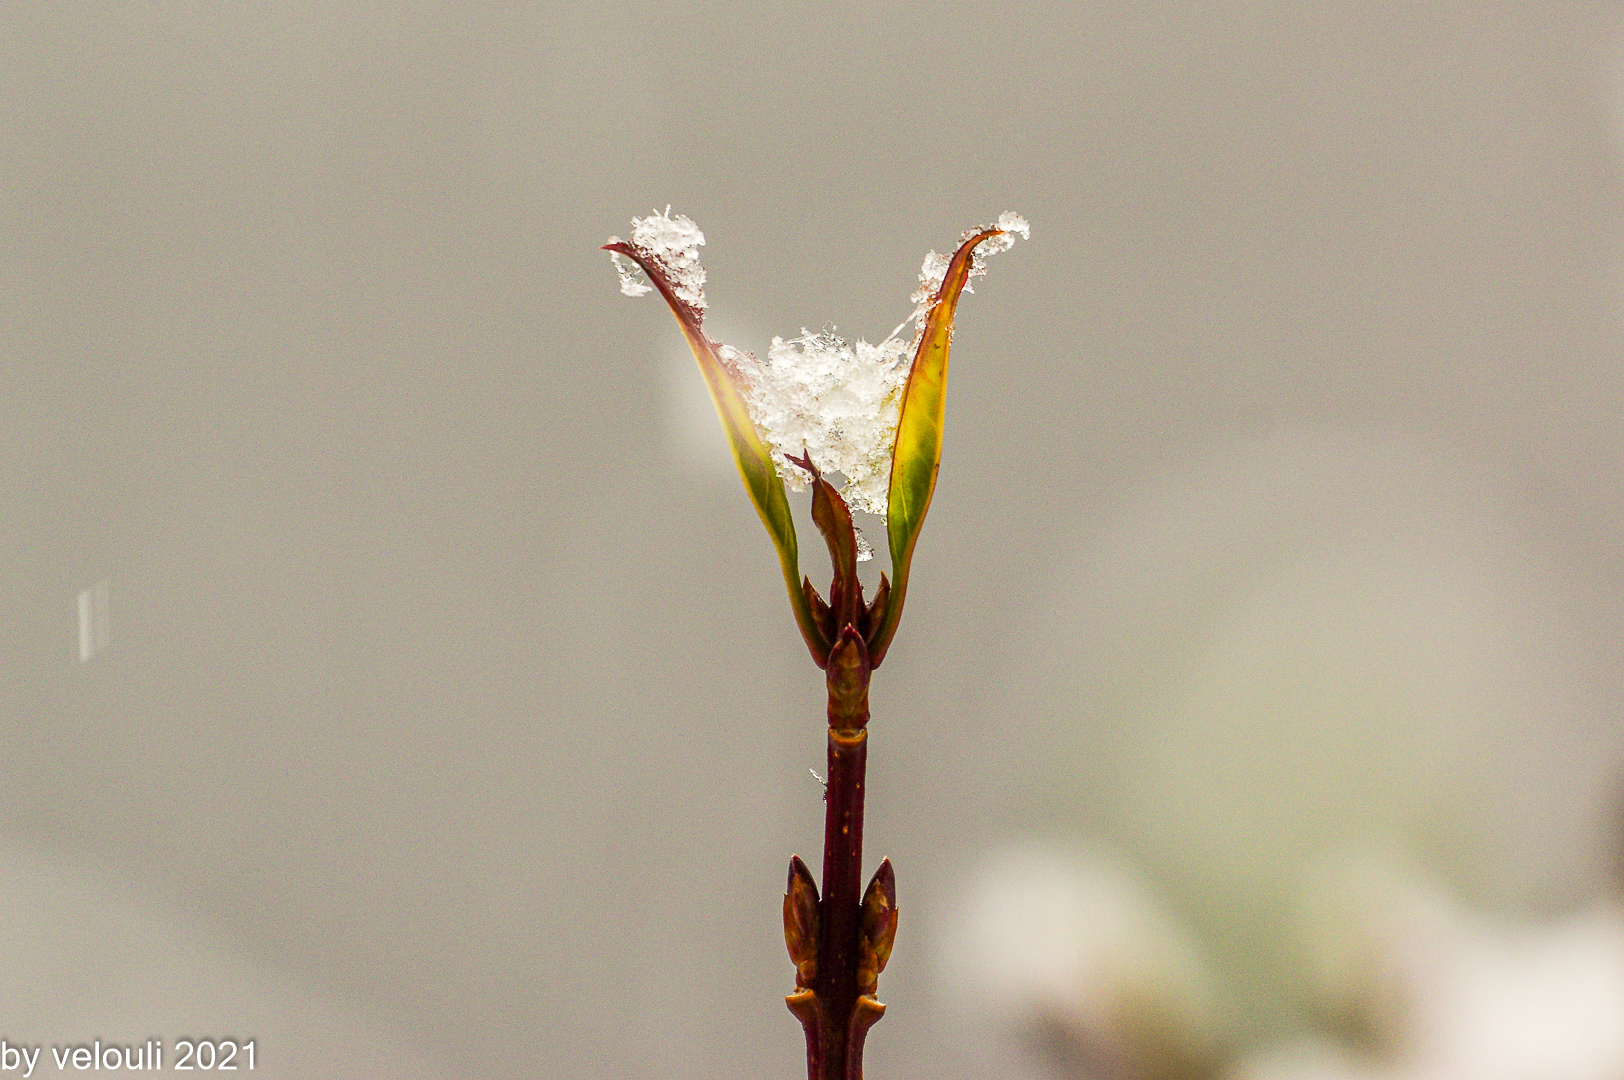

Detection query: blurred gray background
xmin=5 ymin=3 xmax=1624 ymax=1078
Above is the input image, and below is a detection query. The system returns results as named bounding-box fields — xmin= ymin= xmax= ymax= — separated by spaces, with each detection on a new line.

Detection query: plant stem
xmin=782 ymin=466 xmax=892 ymax=1080
xmin=814 ymin=724 xmax=867 ymax=1080
xmin=786 ymin=625 xmax=885 ymax=1080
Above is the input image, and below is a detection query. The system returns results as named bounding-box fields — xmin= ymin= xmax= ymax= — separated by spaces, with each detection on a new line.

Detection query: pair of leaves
xmin=603 ymin=226 xmax=1005 ymax=669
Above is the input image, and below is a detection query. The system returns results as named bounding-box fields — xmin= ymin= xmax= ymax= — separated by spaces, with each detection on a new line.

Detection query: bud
xmin=825 ymin=626 xmax=871 ymax=731
xmin=857 ymin=858 xmax=899 ymax=995
xmin=783 ymin=854 xmax=820 ymax=988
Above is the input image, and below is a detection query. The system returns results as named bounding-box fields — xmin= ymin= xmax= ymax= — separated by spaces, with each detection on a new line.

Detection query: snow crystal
xmin=910 ymin=251 xmax=953 ymax=311
xmin=607 ymin=249 xmax=653 ymax=297
xmin=732 ymin=327 xmax=914 ymax=516
xmin=617 ymin=206 xmax=708 ymax=313
xmin=997 ymin=210 xmax=1031 ymax=240
xmin=854 ymin=530 xmax=875 ymax=563
xmin=908 ymin=212 xmax=1031 ymax=329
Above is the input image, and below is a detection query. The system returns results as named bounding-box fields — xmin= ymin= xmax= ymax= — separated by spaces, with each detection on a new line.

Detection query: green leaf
xmin=603 ymin=241 xmax=832 ymax=666
xmin=869 ymin=227 xmax=1006 ymax=666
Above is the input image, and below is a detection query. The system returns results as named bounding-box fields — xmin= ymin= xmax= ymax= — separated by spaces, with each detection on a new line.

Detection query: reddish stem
xmin=814 ymin=724 xmax=867 ymax=1079
xmin=788 ymin=625 xmax=880 ymax=1080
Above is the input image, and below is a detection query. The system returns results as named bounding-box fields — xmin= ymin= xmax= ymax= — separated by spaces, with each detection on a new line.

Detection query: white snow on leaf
xmin=907 ymin=212 xmax=1030 ymax=331
xmin=996 ymin=210 xmax=1031 ymax=240
xmin=607 ymin=249 xmax=652 ymax=297
xmin=609 ymin=208 xmax=1027 ymax=520
xmin=733 ymin=328 xmax=913 ymax=516
xmin=609 ymin=206 xmax=708 ymax=312
xmin=910 ymin=251 xmax=954 ymax=312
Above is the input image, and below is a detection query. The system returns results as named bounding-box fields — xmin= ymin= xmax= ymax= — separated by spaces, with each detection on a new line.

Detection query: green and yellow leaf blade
xmin=602 ymin=241 xmax=831 ymax=665
xmin=870 ymin=228 xmax=1004 ymax=665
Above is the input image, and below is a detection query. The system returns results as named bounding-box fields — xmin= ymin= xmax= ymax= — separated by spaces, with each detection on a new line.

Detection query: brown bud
xmin=857 ymin=858 xmax=898 ymax=995
xmin=863 ymin=572 xmax=890 ymax=655
xmin=803 ymin=575 xmax=833 ymax=648
xmin=783 ymin=854 xmax=820 ymax=988
xmin=825 ymin=626 xmax=871 ymax=730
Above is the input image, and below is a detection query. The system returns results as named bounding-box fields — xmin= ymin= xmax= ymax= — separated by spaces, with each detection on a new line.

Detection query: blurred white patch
xmin=937 ymin=841 xmax=1221 ymax=1080
xmin=1282 ymin=852 xmax=1624 ymax=1080
xmin=1415 ymin=905 xmax=1624 ymax=1080
xmin=77 ymin=580 xmax=109 ymax=662
xmin=997 ymin=426 xmax=1614 ymax=922
xmin=659 ymin=332 xmax=734 ymax=473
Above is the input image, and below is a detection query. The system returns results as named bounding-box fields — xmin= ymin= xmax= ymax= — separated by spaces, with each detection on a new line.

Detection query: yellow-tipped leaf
xmin=871 ymin=227 xmax=1007 ymax=665
xmin=602 ymin=238 xmax=831 ymax=665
